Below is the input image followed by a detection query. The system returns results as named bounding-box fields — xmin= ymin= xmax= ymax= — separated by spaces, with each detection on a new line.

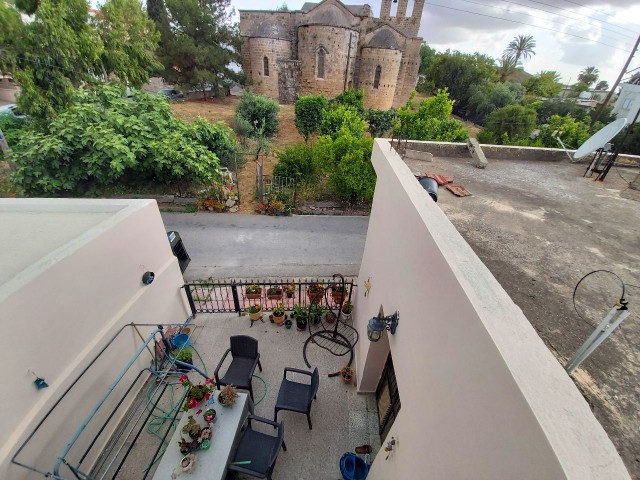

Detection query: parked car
xmin=0 ymin=103 xmax=28 ymax=119
xmin=157 ymin=88 xmax=184 ymax=101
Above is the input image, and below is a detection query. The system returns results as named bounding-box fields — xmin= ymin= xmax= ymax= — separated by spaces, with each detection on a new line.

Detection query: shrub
xmin=294 ymin=95 xmax=328 ymax=141
xmin=320 ymin=105 xmax=366 ymax=139
xmin=273 ymin=144 xmax=317 ymax=180
xmin=234 ymin=91 xmax=280 ymax=139
xmin=0 ymin=114 xmax=28 ymax=159
xmin=11 ymin=84 xmax=231 ymax=195
xmin=330 ymin=138 xmax=376 ymax=202
xmin=185 ymin=118 xmax=238 ymax=169
xmin=366 ymin=108 xmax=396 ymax=138
xmin=331 ymin=89 xmax=365 ymax=115
xmin=534 ymin=114 xmax=592 ymax=149
xmin=484 ymin=104 xmax=537 ymax=143
xmin=467 ymin=82 xmax=523 ymax=124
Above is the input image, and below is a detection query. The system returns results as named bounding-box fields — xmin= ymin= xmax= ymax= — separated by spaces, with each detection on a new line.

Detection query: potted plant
xmin=203 ymin=408 xmax=217 ymax=424
xmin=245 ymin=284 xmax=262 ymax=300
xmin=180 ymin=375 xmax=215 ymax=411
xmin=284 ymin=283 xmax=296 ymax=299
xmin=182 ymin=415 xmax=202 ymax=439
xmin=179 ymin=453 xmax=197 ymax=474
xmin=325 ymin=310 xmax=337 ymax=324
xmin=218 ymin=384 xmax=239 ymax=407
xmin=293 ymin=304 xmax=308 ymax=331
xmin=331 ymin=284 xmax=347 ymax=305
xmin=247 ymin=304 xmax=262 ymax=322
xmin=307 ymin=283 xmax=325 ymax=304
xmin=172 ymin=347 xmax=193 ymax=372
xmin=309 ymin=305 xmax=323 ymax=325
xmin=340 ymin=366 xmax=355 ymax=384
xmin=342 ymin=301 xmax=354 ymax=317
xmin=284 ymin=318 xmax=293 ymax=329
xmin=267 ymin=286 xmax=283 ymax=300
xmin=272 ymin=303 xmax=286 ymax=326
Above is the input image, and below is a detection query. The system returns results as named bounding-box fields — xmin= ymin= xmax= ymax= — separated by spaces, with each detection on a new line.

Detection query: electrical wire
xmin=424 ymin=2 xmax=635 ymax=52
xmin=558 ymin=0 xmax=640 ymax=35
xmin=572 ymin=269 xmax=626 ymax=328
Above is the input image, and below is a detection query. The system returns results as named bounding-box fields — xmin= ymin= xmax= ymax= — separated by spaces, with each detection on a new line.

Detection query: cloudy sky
xmin=230 ymin=0 xmax=640 ymax=86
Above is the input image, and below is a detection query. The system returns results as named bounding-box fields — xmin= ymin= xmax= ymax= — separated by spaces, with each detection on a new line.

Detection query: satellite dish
xmin=573 ymin=118 xmax=627 ymax=160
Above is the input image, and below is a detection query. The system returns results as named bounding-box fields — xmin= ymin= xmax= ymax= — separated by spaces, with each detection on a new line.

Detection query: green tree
xmin=4 ymin=0 xmax=103 ymax=121
xmin=155 ymin=0 xmax=241 ymax=96
xmin=523 ymin=71 xmax=563 ymax=98
xmin=320 ymin=105 xmax=366 ymax=139
xmin=366 ymin=109 xmax=396 ymax=138
xmin=595 ymin=80 xmax=609 ymax=90
xmin=504 ymin=35 xmax=536 ymax=66
xmin=234 ymin=91 xmax=280 ymax=139
xmin=424 ymin=50 xmax=498 ymax=112
xmin=499 ymin=55 xmax=518 ymax=82
xmin=418 ymin=44 xmax=437 ymax=75
xmin=482 ymin=104 xmax=537 ymax=143
xmin=294 ymin=95 xmax=328 ymax=142
xmin=94 ymin=0 xmax=162 ymax=87
xmin=569 ymin=82 xmax=590 ymax=97
xmin=11 ymin=84 xmax=234 ymax=195
xmin=577 ymin=66 xmax=599 ymax=87
xmin=331 ymin=89 xmax=365 ymax=115
xmin=468 ymin=82 xmax=524 ymax=124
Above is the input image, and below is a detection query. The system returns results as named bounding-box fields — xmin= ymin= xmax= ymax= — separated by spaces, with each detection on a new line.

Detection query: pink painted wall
xmin=0 ymin=200 xmax=190 ymax=479
xmin=354 ymin=140 xmax=629 ymax=479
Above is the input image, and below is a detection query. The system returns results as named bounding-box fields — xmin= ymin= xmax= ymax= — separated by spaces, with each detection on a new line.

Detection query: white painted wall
xmin=354 ymin=140 xmax=630 ymax=479
xmin=0 ymin=199 xmax=190 ymax=479
xmin=613 ymin=83 xmax=640 ymax=124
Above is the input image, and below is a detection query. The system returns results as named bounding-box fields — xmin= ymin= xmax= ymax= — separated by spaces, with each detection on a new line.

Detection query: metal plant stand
xmin=302 ymin=274 xmax=359 ymax=377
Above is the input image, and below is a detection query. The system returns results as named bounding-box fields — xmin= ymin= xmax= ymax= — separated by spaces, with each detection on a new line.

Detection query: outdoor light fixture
xmin=28 ymin=369 xmax=48 ymax=390
xmin=142 ymin=271 xmax=155 ymax=285
xmin=367 ymin=305 xmax=399 ymax=342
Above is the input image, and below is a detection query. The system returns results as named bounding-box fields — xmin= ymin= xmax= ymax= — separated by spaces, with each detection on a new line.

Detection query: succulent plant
xmin=218 ymin=384 xmax=239 ymax=406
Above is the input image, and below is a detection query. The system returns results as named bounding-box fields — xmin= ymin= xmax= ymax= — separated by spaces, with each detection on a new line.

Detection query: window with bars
xmin=374 ymin=65 xmax=381 ymax=89
xmin=376 ymin=353 xmax=400 ymax=439
xmin=317 ymin=49 xmax=325 ymax=79
xmin=263 ymin=57 xmax=269 ymax=77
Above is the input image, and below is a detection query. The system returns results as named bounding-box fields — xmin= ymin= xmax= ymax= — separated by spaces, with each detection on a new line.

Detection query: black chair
xmin=228 ymin=415 xmax=286 ymax=480
xmin=214 ymin=335 xmax=262 ymax=401
xmin=274 ymin=367 xmax=319 ymax=429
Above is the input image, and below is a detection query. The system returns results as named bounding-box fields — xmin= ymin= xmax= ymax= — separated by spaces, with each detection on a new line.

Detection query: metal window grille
xmin=376 ymin=354 xmax=400 ymax=439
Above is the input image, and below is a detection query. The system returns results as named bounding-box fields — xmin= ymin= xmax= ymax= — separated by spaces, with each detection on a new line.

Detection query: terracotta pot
xmin=249 ymin=308 xmax=262 ymax=321
xmin=325 ymin=312 xmax=337 ymax=324
xmin=246 ymin=292 xmax=261 ymax=300
xmin=307 ymin=289 xmax=324 ymax=304
xmin=273 ymin=313 xmax=285 ymax=325
xmin=332 ymin=291 xmax=345 ymax=305
xmin=267 ymin=289 xmax=282 ymax=300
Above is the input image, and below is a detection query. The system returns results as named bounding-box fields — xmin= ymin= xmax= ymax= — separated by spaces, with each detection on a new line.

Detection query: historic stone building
xmin=239 ymin=0 xmax=424 ymax=110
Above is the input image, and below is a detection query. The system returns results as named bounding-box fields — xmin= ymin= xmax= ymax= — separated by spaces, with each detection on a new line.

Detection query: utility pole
xmin=591 ymin=34 xmax=640 ymax=129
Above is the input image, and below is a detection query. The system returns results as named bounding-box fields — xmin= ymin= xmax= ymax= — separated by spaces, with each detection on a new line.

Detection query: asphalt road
xmin=161 ymin=213 xmax=369 ymax=280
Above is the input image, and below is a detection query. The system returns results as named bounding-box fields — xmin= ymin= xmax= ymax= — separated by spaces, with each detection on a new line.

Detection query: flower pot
xmin=332 ymin=290 xmax=345 ymax=305
xmin=246 ymin=292 xmax=261 ymax=300
xmin=180 ymin=454 xmax=196 ymax=473
xmin=286 ymin=291 xmax=294 ymax=299
xmin=249 ymin=309 xmax=262 ymax=321
xmin=325 ymin=311 xmax=337 ymax=324
xmin=267 ymin=291 xmax=282 ymax=300
xmin=307 ymin=289 xmax=324 ymax=304
xmin=296 ymin=318 xmax=307 ymax=331
xmin=203 ymin=409 xmax=217 ymax=424
xmin=284 ymin=319 xmax=293 ymax=329
xmin=273 ymin=313 xmax=285 ymax=326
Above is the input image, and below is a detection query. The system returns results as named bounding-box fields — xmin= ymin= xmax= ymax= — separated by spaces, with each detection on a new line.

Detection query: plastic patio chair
xmin=214 ymin=335 xmax=262 ymax=401
xmin=274 ymin=367 xmax=319 ymax=429
xmin=228 ymin=415 xmax=286 ymax=480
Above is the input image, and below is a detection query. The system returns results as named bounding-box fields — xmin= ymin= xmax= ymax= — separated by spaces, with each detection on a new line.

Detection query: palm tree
xmin=503 ymin=35 xmax=536 ymax=66
xmin=499 ymin=54 xmax=518 ymax=81
xmin=577 ymin=66 xmax=600 ymax=87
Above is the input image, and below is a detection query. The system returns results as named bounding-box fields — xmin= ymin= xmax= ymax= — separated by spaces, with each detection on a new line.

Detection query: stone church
xmin=239 ymin=0 xmax=424 ymax=110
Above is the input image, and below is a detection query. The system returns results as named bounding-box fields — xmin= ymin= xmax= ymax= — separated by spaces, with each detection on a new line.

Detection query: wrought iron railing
xmin=183 ymin=278 xmax=356 ymax=316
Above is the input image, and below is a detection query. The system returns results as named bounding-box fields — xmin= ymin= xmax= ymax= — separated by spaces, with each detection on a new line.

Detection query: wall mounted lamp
xmin=142 ymin=271 xmax=155 ymax=285
xmin=367 ymin=305 xmax=399 ymax=342
xmin=28 ymin=369 xmax=48 ymax=390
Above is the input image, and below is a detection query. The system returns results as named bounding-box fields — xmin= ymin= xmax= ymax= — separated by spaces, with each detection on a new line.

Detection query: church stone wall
xmin=248 ymin=38 xmax=292 ymax=99
xmin=298 ymin=25 xmax=359 ymax=98
xmin=359 ymin=48 xmax=402 ymax=110
xmin=392 ymin=38 xmax=421 ymax=108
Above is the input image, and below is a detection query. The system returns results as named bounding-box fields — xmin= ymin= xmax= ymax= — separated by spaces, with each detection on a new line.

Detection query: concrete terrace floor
xmin=405 ymin=155 xmax=640 ymax=478
xmin=138 ymin=313 xmax=380 ymax=480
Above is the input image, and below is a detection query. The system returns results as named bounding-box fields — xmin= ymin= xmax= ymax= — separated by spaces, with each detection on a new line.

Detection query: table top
xmin=152 ymin=391 xmax=248 ymax=480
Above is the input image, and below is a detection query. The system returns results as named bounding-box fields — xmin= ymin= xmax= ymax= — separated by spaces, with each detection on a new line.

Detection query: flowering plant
xmin=180 ymin=375 xmax=215 ymax=411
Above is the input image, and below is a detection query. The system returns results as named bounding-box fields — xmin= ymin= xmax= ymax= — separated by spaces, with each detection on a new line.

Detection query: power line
xmin=523 ymin=0 xmax=640 ymax=36
xmin=557 ymin=0 xmax=639 ymax=34
xmin=425 ymin=2 xmax=635 ymax=53
xmin=497 ymin=0 xmax=637 ymax=41
xmin=459 ymin=0 xmax=636 ymax=46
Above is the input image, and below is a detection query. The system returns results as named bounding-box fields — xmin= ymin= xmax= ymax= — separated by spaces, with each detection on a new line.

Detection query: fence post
xmin=183 ymin=285 xmax=197 ymax=317
xmin=231 ymin=281 xmax=241 ymax=316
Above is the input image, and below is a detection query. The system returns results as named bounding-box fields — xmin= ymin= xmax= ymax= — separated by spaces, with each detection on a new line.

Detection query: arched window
xmin=263 ymin=57 xmax=269 ymax=77
xmin=373 ymin=65 xmax=381 ymax=89
xmin=317 ymin=49 xmax=325 ymax=79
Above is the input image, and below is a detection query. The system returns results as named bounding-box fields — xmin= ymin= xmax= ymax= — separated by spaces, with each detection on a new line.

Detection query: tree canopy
xmin=504 ymin=35 xmax=536 ymax=66
xmin=577 ymin=66 xmax=599 ymax=87
xmin=152 ymin=0 xmax=241 ymax=96
xmin=523 ymin=71 xmax=563 ymax=98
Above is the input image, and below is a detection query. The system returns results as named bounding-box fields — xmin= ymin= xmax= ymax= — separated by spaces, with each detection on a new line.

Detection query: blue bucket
xmin=340 ymin=453 xmax=368 ymax=480
xmin=172 ymin=333 xmax=190 ymax=349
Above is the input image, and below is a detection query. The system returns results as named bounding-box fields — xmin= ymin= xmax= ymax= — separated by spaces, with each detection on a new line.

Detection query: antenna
xmin=574 ymin=118 xmax=627 ymax=181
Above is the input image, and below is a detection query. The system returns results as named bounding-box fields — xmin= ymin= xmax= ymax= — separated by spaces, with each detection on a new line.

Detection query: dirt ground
xmin=405 ymin=155 xmax=640 ymax=478
xmin=171 ymin=97 xmax=303 ymax=213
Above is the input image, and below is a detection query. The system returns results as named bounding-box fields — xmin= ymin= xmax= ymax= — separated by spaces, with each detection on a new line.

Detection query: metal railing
xmin=183 ymin=278 xmax=356 ymax=316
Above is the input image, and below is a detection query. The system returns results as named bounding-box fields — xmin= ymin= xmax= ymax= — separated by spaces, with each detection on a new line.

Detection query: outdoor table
xmin=152 ymin=391 xmax=249 ymax=480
